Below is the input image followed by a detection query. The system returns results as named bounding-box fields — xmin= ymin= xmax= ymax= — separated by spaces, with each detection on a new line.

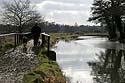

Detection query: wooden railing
xmin=0 ymin=32 xmax=50 ymax=54
xmin=0 ymin=32 xmax=31 ymax=47
xmin=14 ymin=32 xmax=31 ymax=46
xmin=41 ymin=33 xmax=50 ymax=56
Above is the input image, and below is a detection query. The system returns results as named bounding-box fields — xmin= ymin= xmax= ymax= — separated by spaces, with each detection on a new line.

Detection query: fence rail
xmin=0 ymin=32 xmax=31 ymax=37
xmin=0 ymin=32 xmax=50 ymax=55
xmin=41 ymin=33 xmax=50 ymax=56
xmin=0 ymin=32 xmax=31 ymax=47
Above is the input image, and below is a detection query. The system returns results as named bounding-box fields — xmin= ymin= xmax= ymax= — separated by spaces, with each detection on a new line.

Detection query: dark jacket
xmin=31 ymin=25 xmax=41 ymax=36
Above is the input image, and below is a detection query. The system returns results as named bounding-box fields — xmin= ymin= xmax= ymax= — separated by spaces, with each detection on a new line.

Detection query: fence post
xmin=42 ymin=34 xmax=45 ymax=47
xmin=14 ymin=34 xmax=17 ymax=47
xmin=47 ymin=36 xmax=50 ymax=56
xmin=17 ymin=34 xmax=19 ymax=45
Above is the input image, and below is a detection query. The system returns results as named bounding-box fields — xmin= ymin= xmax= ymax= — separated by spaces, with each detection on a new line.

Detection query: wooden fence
xmin=0 ymin=32 xmax=31 ymax=47
xmin=0 ymin=32 xmax=50 ymax=54
xmin=41 ymin=33 xmax=50 ymax=56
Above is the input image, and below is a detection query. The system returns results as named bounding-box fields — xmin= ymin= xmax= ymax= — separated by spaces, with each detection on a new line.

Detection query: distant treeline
xmin=0 ymin=22 xmax=106 ymax=34
xmin=40 ymin=23 xmax=106 ymax=33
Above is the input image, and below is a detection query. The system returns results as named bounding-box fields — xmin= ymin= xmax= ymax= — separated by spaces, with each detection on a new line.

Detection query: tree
xmin=89 ymin=0 xmax=125 ymax=42
xmin=109 ymin=0 xmax=125 ymax=41
xmin=88 ymin=0 xmax=117 ymax=40
xmin=88 ymin=49 xmax=125 ymax=83
xmin=2 ymin=0 xmax=43 ymax=33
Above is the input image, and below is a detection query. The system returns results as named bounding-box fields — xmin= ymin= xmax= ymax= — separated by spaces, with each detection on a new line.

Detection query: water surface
xmin=52 ymin=36 xmax=125 ymax=83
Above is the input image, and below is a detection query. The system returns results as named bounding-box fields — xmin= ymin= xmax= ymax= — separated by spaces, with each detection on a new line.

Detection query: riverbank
xmin=50 ymin=33 xmax=108 ymax=46
xmin=23 ymin=47 xmax=66 ymax=83
xmin=50 ymin=33 xmax=108 ymax=42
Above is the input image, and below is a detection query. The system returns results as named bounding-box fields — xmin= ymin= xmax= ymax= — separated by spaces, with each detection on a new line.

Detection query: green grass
xmin=50 ymin=32 xmax=108 ymax=39
xmin=83 ymin=32 xmax=108 ymax=36
xmin=0 ymin=35 xmax=15 ymax=54
xmin=50 ymin=33 xmax=79 ymax=40
xmin=0 ymin=44 xmax=14 ymax=55
xmin=23 ymin=47 xmax=65 ymax=83
xmin=50 ymin=33 xmax=79 ymax=47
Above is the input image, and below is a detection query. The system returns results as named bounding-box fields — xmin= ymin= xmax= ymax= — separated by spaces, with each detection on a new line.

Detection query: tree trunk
xmin=112 ymin=50 xmax=122 ymax=83
xmin=105 ymin=18 xmax=117 ymax=40
xmin=114 ymin=16 xmax=124 ymax=42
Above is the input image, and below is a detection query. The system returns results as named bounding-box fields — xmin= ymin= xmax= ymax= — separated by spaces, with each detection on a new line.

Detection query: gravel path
xmin=0 ymin=40 xmax=39 ymax=83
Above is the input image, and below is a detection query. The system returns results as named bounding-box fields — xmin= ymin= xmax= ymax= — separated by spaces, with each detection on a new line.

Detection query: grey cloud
xmin=37 ymin=0 xmax=91 ymax=15
xmin=45 ymin=10 xmax=91 ymax=25
xmin=48 ymin=0 xmax=93 ymax=4
xmin=0 ymin=0 xmax=42 ymax=6
xmin=0 ymin=0 xmax=94 ymax=25
xmin=35 ymin=0 xmax=93 ymax=25
xmin=40 ymin=1 xmax=90 ymax=11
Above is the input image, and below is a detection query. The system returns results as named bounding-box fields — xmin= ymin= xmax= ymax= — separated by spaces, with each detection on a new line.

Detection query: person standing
xmin=31 ymin=23 xmax=41 ymax=47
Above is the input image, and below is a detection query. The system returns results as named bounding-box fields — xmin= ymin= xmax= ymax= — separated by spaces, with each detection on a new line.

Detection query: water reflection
xmin=88 ymin=49 xmax=125 ymax=83
xmin=52 ymin=36 xmax=125 ymax=83
xmin=52 ymin=40 xmax=105 ymax=83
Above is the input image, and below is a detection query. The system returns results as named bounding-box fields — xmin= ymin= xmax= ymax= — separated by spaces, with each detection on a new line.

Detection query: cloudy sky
xmin=0 ymin=0 xmax=95 ymax=25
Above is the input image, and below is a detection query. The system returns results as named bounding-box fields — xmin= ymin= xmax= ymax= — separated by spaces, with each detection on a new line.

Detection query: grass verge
xmin=50 ymin=33 xmax=79 ymax=47
xmin=50 ymin=33 xmax=79 ymax=40
xmin=0 ymin=35 xmax=15 ymax=55
xmin=23 ymin=47 xmax=66 ymax=83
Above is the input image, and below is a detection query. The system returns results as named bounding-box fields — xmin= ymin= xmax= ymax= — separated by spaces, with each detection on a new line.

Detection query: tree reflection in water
xmin=88 ymin=49 xmax=125 ymax=83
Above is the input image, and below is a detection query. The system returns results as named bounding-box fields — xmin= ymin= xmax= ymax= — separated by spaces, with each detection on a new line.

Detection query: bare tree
xmin=2 ymin=0 xmax=43 ymax=33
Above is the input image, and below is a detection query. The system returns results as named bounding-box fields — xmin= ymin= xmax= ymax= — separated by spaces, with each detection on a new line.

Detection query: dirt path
xmin=0 ymin=40 xmax=40 ymax=83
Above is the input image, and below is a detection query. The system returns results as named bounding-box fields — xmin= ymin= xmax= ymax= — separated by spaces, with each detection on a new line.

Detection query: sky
xmin=0 ymin=0 xmax=95 ymax=25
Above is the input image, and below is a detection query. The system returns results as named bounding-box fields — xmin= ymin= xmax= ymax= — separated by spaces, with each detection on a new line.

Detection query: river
xmin=52 ymin=36 xmax=125 ymax=83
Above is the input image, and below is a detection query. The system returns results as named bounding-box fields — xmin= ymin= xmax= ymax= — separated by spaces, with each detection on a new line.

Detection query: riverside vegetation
xmin=23 ymin=47 xmax=66 ymax=83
